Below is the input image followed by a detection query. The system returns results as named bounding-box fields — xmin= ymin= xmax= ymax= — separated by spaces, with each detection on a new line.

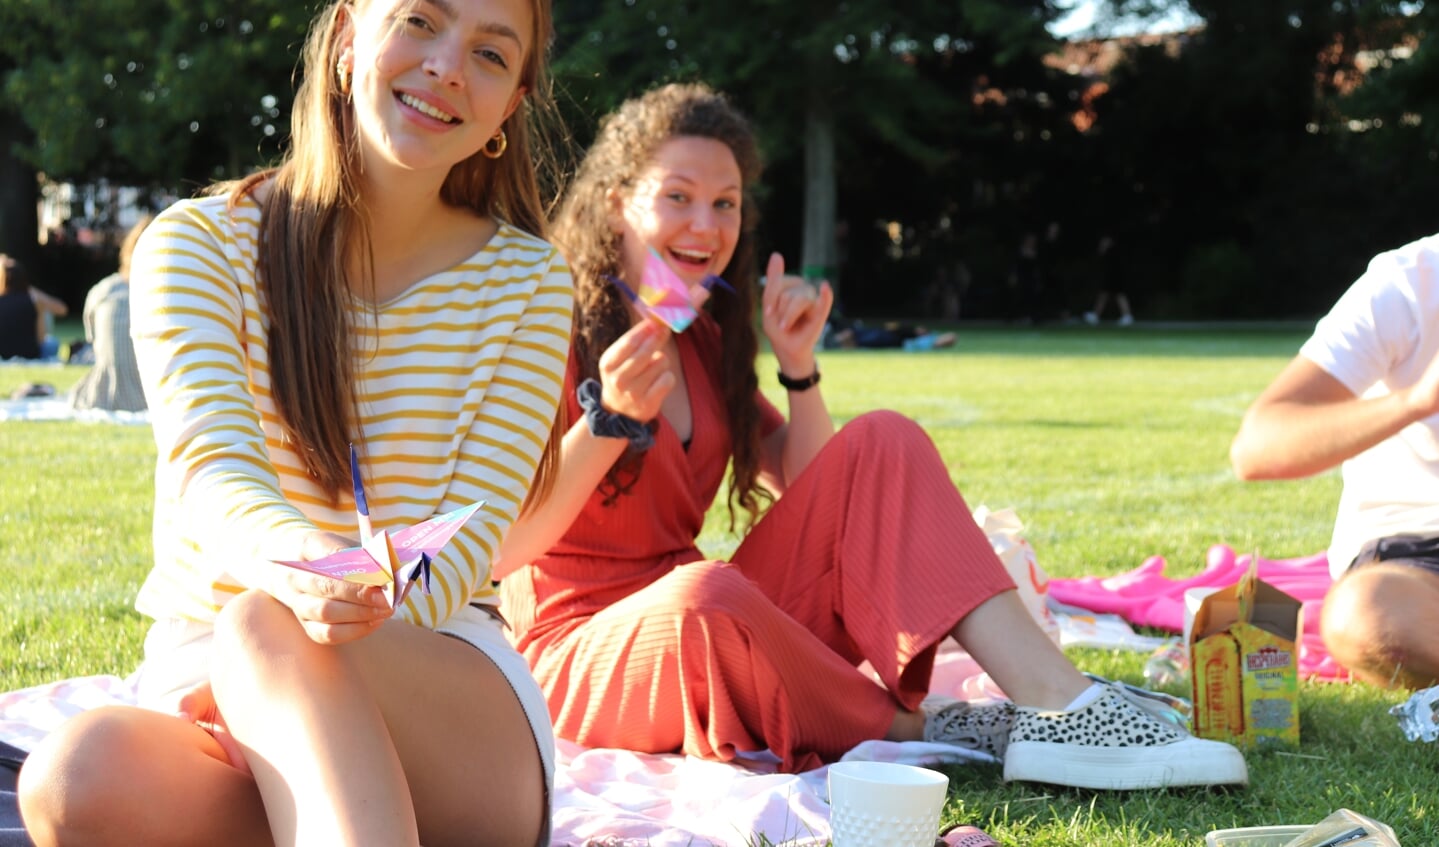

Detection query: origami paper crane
xmin=274 ymin=446 xmax=484 ymax=610
xmin=610 ymin=247 xmax=733 ymax=333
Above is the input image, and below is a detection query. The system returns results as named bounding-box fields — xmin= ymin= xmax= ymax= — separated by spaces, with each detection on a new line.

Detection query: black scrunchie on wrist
xmin=576 ymin=378 xmax=654 ymax=453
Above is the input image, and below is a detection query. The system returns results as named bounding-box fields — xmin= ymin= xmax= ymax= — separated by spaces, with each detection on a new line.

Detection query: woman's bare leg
xmin=950 ymin=589 xmax=1089 ymax=710
xmin=213 ymin=590 xmax=545 ymax=847
xmin=19 ymin=706 xmax=272 ymax=847
xmin=21 ymin=591 xmax=545 ymax=847
xmin=885 ymin=590 xmax=1093 ymax=743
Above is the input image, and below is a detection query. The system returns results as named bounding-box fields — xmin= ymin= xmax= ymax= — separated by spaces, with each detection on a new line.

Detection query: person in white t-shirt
xmin=1231 ymin=232 xmax=1439 ymax=689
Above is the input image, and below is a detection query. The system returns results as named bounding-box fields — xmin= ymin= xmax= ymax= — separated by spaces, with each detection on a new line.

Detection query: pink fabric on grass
xmin=1048 ymin=545 xmax=1351 ymax=682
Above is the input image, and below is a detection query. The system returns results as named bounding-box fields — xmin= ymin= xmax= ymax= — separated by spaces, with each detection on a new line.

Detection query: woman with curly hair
xmin=495 ymin=82 xmax=1246 ymax=790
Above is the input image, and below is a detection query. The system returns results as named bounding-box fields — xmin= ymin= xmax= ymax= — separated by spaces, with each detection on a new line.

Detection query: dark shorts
xmin=1349 ymin=534 xmax=1439 ymax=578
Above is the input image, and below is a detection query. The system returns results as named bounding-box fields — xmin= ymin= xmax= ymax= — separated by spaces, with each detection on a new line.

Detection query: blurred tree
xmin=0 ymin=79 xmax=37 ymax=263
xmin=1343 ymin=2 xmax=1439 ymax=141
xmin=1084 ymin=0 xmax=1437 ymax=318
xmin=0 ymin=1 xmax=41 ymax=260
xmin=824 ymin=4 xmax=1088 ymax=317
xmin=2 ymin=0 xmax=314 ymax=184
xmin=552 ymin=0 xmax=1066 ymax=309
xmin=0 ymin=0 xmax=315 ymax=256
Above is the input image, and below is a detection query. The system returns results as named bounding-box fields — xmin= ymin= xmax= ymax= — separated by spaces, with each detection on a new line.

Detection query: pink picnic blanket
xmin=1047 ymin=544 xmax=1351 ymax=682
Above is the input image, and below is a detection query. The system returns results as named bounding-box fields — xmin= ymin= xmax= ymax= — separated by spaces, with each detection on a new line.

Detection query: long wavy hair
xmin=551 ymin=82 xmax=769 ymax=530
xmin=221 ymin=0 xmax=564 ymax=505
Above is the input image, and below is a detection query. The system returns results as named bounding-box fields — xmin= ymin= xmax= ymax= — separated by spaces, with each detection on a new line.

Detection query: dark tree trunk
xmin=800 ymin=57 xmax=837 ymax=292
xmin=0 ymin=107 xmax=39 ymax=265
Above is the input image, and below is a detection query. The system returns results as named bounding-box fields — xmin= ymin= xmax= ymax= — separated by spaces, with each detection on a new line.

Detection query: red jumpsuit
xmin=503 ymin=315 xmax=1015 ymax=772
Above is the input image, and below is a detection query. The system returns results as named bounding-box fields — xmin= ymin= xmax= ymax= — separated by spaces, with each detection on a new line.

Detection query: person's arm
xmin=1232 ymin=249 xmax=1439 ymax=481
xmin=759 ymin=253 xmax=836 ymax=485
xmin=130 ymin=202 xmax=393 ymax=643
xmin=394 ymin=250 xmax=575 ymax=619
xmin=492 ymin=319 xmax=674 ymax=579
xmin=29 ymin=286 xmax=69 ymax=317
xmin=1231 ymin=351 xmax=1439 ymax=480
xmin=131 ymin=204 xmax=319 ymax=565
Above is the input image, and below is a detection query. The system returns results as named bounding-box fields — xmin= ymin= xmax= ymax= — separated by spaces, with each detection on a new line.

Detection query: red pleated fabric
xmin=503 ymin=317 xmax=1016 ymax=772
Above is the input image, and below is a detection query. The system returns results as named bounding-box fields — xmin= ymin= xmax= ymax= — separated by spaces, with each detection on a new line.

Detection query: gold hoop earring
xmin=482 ymin=129 xmax=508 ymax=159
xmin=337 ymin=62 xmax=351 ymax=96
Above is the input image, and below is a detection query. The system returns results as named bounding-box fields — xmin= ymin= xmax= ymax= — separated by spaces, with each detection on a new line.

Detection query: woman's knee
xmin=665 ymin=561 xmax=768 ymax=617
xmin=836 ymin=410 xmax=940 ymax=462
xmin=213 ymin=587 xmax=289 ymax=640
xmin=18 ymin=707 xmax=153 ymax=841
xmin=211 ymin=588 xmax=309 ymax=694
xmin=842 ymin=409 xmax=924 ymax=443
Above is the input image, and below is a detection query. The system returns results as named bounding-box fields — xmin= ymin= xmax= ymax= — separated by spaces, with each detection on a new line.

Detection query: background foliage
xmin=4 ymin=0 xmax=1439 ymax=320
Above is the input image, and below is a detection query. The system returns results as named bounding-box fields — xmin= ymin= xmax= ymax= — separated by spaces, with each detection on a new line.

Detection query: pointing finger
xmin=763 ymin=253 xmax=788 ymax=316
xmin=766 ymin=252 xmax=785 ymax=283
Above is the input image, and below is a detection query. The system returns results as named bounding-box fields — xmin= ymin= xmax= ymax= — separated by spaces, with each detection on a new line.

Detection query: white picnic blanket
xmin=0 ymin=643 xmax=1002 ymax=846
xmin=0 ymin=397 xmax=148 ymax=425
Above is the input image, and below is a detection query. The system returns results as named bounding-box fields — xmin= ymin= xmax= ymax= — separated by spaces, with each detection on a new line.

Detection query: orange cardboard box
xmin=1189 ymin=561 xmax=1302 ymax=750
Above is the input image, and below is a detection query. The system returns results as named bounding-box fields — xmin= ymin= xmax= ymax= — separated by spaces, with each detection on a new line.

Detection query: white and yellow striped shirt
xmin=130 ymin=193 xmax=572 ymax=629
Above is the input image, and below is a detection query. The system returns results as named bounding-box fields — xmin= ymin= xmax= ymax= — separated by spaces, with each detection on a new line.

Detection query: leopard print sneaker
xmin=921 ymin=698 xmax=1017 ymax=761
xmin=1003 ymin=682 xmax=1248 ymax=790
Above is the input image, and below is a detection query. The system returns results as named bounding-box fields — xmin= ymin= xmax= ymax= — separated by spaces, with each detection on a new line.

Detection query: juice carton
xmin=1188 ymin=558 xmax=1302 ymax=749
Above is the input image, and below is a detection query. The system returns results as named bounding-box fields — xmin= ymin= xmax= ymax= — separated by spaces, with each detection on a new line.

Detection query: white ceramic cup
xmin=827 ymin=761 xmax=949 ymax=847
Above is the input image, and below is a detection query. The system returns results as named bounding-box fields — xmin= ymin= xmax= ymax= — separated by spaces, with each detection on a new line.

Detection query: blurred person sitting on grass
xmin=68 ymin=214 xmax=154 ymax=413
xmin=825 ymin=315 xmax=957 ymax=351
xmin=0 ymin=255 xmax=68 ymax=361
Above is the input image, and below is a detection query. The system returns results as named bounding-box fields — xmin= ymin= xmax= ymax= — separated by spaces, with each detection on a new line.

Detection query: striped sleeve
xmin=130 ymin=202 xmax=316 ymax=574
xmin=397 ymin=248 xmax=573 ymax=627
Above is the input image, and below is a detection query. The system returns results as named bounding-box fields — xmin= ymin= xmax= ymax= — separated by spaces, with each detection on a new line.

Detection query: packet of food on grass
xmin=1281 ymin=808 xmax=1399 ymax=847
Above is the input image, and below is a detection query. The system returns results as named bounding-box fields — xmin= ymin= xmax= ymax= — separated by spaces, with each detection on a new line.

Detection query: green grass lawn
xmin=4 ymin=325 xmax=1435 ymax=846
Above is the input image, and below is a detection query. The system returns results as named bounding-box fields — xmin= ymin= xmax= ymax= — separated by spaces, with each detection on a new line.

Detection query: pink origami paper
xmin=275 ymin=445 xmax=485 ymax=610
xmin=610 ymin=247 xmax=732 ymax=333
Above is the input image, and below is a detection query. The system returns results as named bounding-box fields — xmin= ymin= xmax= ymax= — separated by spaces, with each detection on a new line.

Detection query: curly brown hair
xmin=552 ymin=82 xmax=770 ymax=530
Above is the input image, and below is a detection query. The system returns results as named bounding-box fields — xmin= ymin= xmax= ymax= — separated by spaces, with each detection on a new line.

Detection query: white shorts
xmin=134 ymin=603 xmax=556 ymax=843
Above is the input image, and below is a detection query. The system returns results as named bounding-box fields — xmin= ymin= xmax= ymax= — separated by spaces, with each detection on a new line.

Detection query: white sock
xmin=1063 ymin=682 xmax=1105 ymax=711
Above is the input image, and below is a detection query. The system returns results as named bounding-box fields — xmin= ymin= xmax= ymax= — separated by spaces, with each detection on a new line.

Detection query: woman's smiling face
xmin=343 ymin=0 xmax=531 ymax=177
xmin=613 ymin=136 xmax=744 ymax=291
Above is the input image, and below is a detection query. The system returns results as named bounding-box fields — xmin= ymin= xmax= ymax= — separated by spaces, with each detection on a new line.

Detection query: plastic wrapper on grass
xmin=1389 ymin=684 xmax=1439 ymax=743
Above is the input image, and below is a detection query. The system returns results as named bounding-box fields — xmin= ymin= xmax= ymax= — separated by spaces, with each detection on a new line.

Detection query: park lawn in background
xmin=5 ymin=326 xmax=1435 ymax=846
xmin=0 ymin=362 xmax=153 ymax=686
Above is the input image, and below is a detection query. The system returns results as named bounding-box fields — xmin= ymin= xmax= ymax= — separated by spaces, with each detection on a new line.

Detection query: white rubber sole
xmin=1003 ymin=739 xmax=1249 ymax=790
